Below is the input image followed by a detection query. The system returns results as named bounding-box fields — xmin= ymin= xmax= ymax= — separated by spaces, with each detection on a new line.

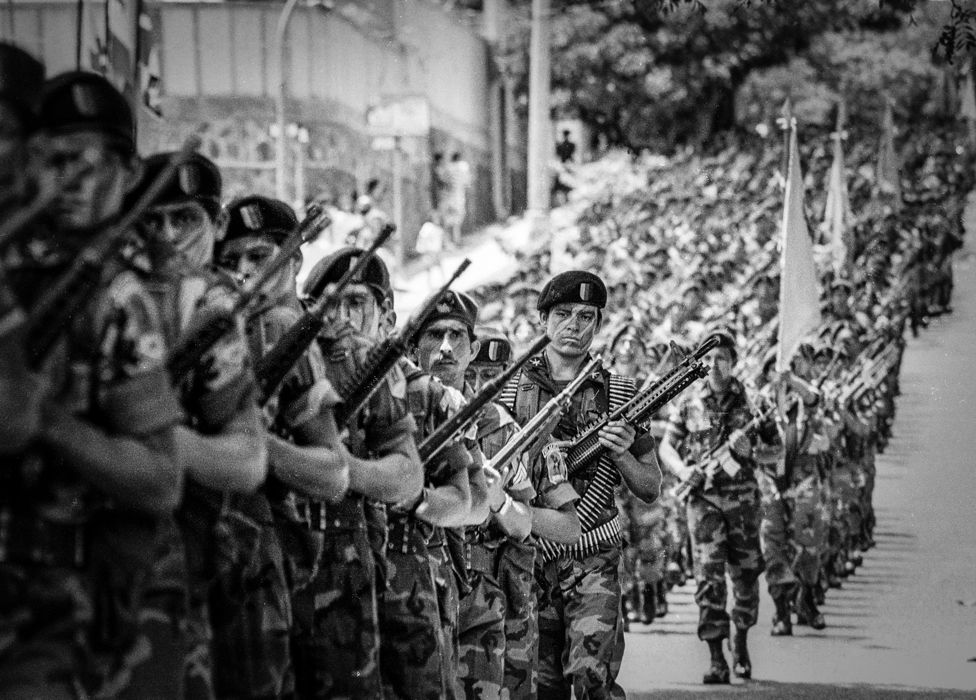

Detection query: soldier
xmin=468 ymin=327 xmax=544 ymax=699
xmin=128 ymin=153 xmax=270 ymax=699
xmin=1 ymin=71 xmax=183 ymax=697
xmin=659 ymin=329 xmax=763 ymax=684
xmin=414 ymin=295 xmax=534 ymax=699
xmin=498 ymin=270 xmax=661 ymax=700
xmin=300 ymin=248 xmax=426 ymax=699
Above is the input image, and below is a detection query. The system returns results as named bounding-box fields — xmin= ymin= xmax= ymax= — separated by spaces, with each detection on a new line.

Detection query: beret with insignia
xmin=223 ymin=195 xmax=297 ymax=246
xmin=537 ymin=270 xmax=607 ymax=312
xmin=302 ymin=246 xmax=391 ymax=305
xmin=472 ymin=326 xmax=512 ymax=365
xmin=0 ymin=42 xmax=45 ymax=132
xmin=35 ymin=71 xmax=134 ymax=153
xmin=416 ymin=289 xmax=479 ymax=340
xmin=136 ymin=152 xmax=222 ymax=220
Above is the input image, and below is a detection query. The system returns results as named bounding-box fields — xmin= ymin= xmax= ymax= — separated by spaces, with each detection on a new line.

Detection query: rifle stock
xmin=486 ymin=355 xmax=603 ymax=475
xmin=254 ymin=224 xmax=394 ymax=405
xmin=417 ymin=334 xmax=549 ymax=464
xmin=25 ymin=135 xmax=202 ymax=368
xmin=333 ymin=258 xmax=471 ymax=426
xmin=166 ymin=205 xmax=329 ymax=383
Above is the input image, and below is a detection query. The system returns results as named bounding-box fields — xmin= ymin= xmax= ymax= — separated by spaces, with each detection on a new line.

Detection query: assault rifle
xmin=417 ymin=334 xmax=550 ymax=464
xmin=332 ymin=258 xmax=471 ymax=426
xmin=24 ymin=136 xmax=202 ymax=368
xmin=253 ymin=224 xmax=395 ymax=405
xmin=486 ymin=355 xmax=604 ymax=475
xmin=166 ymin=204 xmax=331 ymax=383
xmin=561 ymin=333 xmax=720 ymax=479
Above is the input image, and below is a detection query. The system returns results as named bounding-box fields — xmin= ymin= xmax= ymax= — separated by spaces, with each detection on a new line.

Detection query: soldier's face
xmin=330 ymin=283 xmax=382 ymax=340
xmin=544 ymin=302 xmax=600 ymax=359
xmin=417 ymin=318 xmax=479 ymax=389
xmin=705 ymin=346 xmax=734 ymax=385
xmin=31 ymin=131 xmax=137 ymax=231
xmin=465 ymin=362 xmax=505 ymax=392
xmin=612 ymin=335 xmax=646 ymax=374
xmin=216 ymin=235 xmax=295 ymax=300
xmin=143 ymin=201 xmax=216 ymax=268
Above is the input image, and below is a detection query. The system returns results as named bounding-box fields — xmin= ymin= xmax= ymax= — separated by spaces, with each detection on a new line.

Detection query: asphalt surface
xmin=617 ymin=194 xmax=976 ymax=699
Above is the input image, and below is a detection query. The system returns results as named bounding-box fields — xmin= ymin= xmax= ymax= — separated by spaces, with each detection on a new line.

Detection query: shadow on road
xmin=626 ymin=681 xmax=976 ymax=699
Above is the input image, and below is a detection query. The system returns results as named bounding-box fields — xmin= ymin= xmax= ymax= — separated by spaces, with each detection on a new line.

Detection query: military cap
xmin=537 ymin=270 xmax=607 ymax=312
xmin=139 ymin=151 xmax=222 ymax=220
xmin=302 ymin=245 xmax=391 ymax=304
xmin=419 ymin=289 xmax=479 ymax=339
xmin=224 ymin=195 xmax=297 ymax=246
xmin=35 ymin=71 xmax=134 ymax=153
xmin=0 ymin=43 xmax=44 ymax=129
xmin=472 ymin=326 xmax=512 ymax=365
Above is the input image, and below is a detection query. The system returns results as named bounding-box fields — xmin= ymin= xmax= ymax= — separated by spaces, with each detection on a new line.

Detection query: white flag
xmin=776 ymin=123 xmax=822 ymax=373
xmin=823 ymin=109 xmax=852 ymax=272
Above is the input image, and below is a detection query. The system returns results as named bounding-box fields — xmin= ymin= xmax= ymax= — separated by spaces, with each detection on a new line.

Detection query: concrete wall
xmin=1 ymin=0 xmax=527 ymax=251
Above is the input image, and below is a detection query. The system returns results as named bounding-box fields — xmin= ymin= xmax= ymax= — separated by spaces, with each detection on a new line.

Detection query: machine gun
xmin=24 ymin=136 xmax=201 ymax=368
xmin=417 ymin=335 xmax=549 ymax=464
xmin=166 ymin=204 xmax=331 ymax=383
xmin=332 ymin=258 xmax=471 ymax=426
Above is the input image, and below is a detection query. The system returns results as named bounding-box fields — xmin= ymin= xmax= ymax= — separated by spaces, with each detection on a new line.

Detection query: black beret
xmin=35 ymin=71 xmax=134 ymax=153
xmin=419 ymin=290 xmax=479 ymax=337
xmin=224 ymin=196 xmax=297 ymax=246
xmin=609 ymin=323 xmax=646 ymax=354
xmin=472 ymin=327 xmax=512 ymax=365
xmin=537 ymin=270 xmax=607 ymax=312
xmin=0 ymin=43 xmax=44 ymax=129
xmin=138 ymin=152 xmax=222 ymax=219
xmin=302 ymin=246 xmax=391 ymax=303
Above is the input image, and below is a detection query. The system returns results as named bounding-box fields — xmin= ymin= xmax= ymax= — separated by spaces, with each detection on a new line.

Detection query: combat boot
xmin=640 ymin=584 xmax=657 ymax=624
xmin=770 ymin=594 xmax=792 ymax=636
xmin=655 ymin=580 xmax=668 ymax=618
xmin=730 ymin=627 xmax=751 ymax=679
xmin=795 ymin=585 xmax=826 ymax=630
xmin=702 ymin=639 xmax=730 ymax=684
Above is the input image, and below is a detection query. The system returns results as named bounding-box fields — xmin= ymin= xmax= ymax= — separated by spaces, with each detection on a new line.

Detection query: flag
xmin=105 ymin=0 xmax=139 ymax=105
xmin=775 ymin=120 xmax=822 ymax=373
xmin=138 ymin=3 xmax=163 ymax=117
xmin=823 ymin=101 xmax=852 ymax=272
xmin=876 ymin=97 xmax=902 ymax=209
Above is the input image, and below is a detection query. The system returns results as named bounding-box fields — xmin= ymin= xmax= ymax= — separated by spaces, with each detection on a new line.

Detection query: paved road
xmin=617 ymin=195 xmax=976 ymax=698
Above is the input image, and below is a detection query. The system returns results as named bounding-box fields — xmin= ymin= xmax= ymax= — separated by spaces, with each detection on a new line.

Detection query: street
xmin=617 ymin=195 xmax=976 ymax=699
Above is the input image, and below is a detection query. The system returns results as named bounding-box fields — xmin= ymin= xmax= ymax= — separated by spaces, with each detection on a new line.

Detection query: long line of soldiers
xmin=0 ymin=45 xmax=961 ymax=700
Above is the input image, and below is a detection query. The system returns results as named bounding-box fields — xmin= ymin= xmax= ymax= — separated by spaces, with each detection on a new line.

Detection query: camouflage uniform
xmin=458 ymin=397 xmax=534 ymax=699
xmin=295 ymin=325 xmax=414 ymax=700
xmin=379 ymin=359 xmax=471 ymax=700
xmin=500 ymin=353 xmax=652 ymax=700
xmin=0 ymin=238 xmax=182 ymax=697
xmin=666 ymin=377 xmax=764 ymax=642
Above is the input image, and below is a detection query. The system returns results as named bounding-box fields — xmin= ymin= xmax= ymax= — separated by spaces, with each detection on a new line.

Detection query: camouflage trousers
xmin=495 ymin=540 xmax=537 ymax=700
xmin=831 ymin=462 xmax=864 ymax=552
xmin=758 ymin=474 xmax=826 ymax=592
xmin=628 ymin=498 xmax=669 ymax=586
xmin=292 ymin=523 xmax=380 ymax=700
xmin=687 ymin=485 xmax=763 ymax=641
xmin=662 ymin=474 xmax=691 ymax=578
xmin=457 ymin=566 xmax=505 ymax=699
xmin=536 ymin=544 xmax=626 ymax=700
xmin=429 ymin=540 xmax=462 ymax=700
xmin=380 ymin=546 xmax=442 ymax=700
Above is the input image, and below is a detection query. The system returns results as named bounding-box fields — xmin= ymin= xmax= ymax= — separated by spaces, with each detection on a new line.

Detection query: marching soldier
xmin=300 ymin=248 xmax=427 ymax=699
xmin=1 ymin=71 xmax=183 ymax=697
xmin=413 ymin=294 xmax=534 ymax=699
xmin=659 ymin=329 xmax=762 ymax=684
xmin=499 ymin=270 xmax=661 ymax=700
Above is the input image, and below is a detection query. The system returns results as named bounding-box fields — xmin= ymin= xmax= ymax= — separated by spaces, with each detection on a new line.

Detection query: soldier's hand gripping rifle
xmin=561 ymin=334 xmax=721 ymax=479
xmin=23 ymin=135 xmax=202 ymax=368
xmin=253 ymin=224 xmax=395 ymax=405
xmin=332 ymin=258 xmax=471 ymax=426
xmin=165 ymin=204 xmax=331 ymax=383
xmin=417 ymin=334 xmax=550 ymax=464
xmin=486 ymin=355 xmax=604 ymax=475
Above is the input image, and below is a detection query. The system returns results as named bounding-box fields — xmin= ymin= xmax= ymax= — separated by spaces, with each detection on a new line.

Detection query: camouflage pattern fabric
xmin=457 ymin=569 xmax=506 ymax=699
xmin=536 ymin=545 xmax=626 ymax=700
xmin=495 ymin=540 xmax=537 ymax=700
xmin=380 ymin=542 xmax=443 ymax=700
xmin=687 ymin=487 xmax=764 ymax=640
xmin=291 ymin=516 xmax=380 ymax=699
xmin=430 ymin=540 xmax=462 ymax=700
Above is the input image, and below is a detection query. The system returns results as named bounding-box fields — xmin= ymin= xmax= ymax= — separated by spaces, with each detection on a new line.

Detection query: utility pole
xmin=274 ymin=0 xmax=300 ymax=203
xmin=526 ymin=0 xmax=551 ymax=243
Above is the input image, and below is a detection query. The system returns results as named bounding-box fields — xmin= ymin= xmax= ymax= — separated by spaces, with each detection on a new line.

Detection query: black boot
xmin=731 ymin=627 xmax=751 ymax=679
xmin=640 ymin=584 xmax=657 ymax=624
xmin=655 ymin=580 xmax=668 ymax=618
xmin=703 ymin=639 xmax=730 ymax=684
xmin=770 ymin=591 xmax=792 ymax=636
xmin=795 ymin=585 xmax=826 ymax=630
